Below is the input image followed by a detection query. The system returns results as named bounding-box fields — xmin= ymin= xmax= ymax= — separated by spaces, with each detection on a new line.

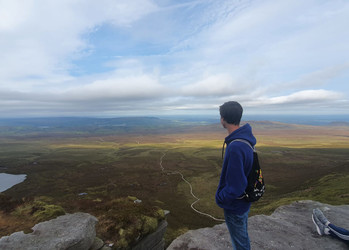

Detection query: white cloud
xmin=257 ymin=63 xmax=349 ymax=97
xmin=0 ymin=0 xmax=158 ymax=82
xmin=181 ymin=74 xmax=248 ymax=97
xmin=164 ymin=0 xmax=349 ymax=90
xmin=286 ymin=64 xmax=349 ymax=89
xmin=64 ymin=74 xmax=166 ymax=101
xmin=248 ymin=89 xmax=343 ymax=106
xmin=0 ymin=0 xmax=348 ymax=117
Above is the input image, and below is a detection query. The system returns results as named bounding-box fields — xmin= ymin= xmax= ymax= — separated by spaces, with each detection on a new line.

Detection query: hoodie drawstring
xmin=221 ymin=141 xmax=226 ymax=159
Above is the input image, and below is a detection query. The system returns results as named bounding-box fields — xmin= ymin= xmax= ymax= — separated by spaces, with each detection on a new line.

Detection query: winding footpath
xmin=160 ymin=152 xmax=225 ymax=222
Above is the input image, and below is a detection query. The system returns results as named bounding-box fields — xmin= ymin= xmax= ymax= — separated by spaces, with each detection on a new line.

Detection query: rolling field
xmin=0 ymin=119 xmax=349 ymax=246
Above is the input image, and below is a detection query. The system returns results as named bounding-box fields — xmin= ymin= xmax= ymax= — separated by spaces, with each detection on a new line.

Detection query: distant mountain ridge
xmin=0 ymin=117 xmax=168 ymax=127
xmin=328 ymin=121 xmax=349 ymax=126
xmin=1 ymin=116 xmax=348 ymax=137
xmin=1 ymin=115 xmax=348 ymax=127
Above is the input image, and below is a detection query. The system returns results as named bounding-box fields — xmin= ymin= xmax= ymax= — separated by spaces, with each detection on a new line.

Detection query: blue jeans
xmin=328 ymin=223 xmax=349 ymax=241
xmin=224 ymin=209 xmax=250 ymax=250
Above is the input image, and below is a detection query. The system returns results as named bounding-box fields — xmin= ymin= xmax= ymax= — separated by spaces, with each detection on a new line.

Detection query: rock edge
xmin=167 ymin=200 xmax=349 ymax=250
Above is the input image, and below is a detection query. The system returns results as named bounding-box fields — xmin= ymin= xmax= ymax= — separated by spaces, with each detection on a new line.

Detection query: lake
xmin=0 ymin=173 xmax=27 ymax=192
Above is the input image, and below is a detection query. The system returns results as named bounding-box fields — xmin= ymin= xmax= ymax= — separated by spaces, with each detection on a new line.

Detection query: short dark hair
xmin=219 ymin=101 xmax=243 ymax=125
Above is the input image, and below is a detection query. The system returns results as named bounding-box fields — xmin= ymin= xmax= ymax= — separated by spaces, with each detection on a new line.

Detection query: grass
xmin=250 ymin=173 xmax=349 ymax=216
xmin=0 ymin=196 xmax=66 ymax=236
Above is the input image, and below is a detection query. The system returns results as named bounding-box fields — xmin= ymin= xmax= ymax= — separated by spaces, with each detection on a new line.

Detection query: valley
xmin=0 ymin=117 xmax=348 ymax=246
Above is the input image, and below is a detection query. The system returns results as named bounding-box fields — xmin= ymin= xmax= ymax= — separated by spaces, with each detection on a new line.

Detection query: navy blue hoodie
xmin=215 ymin=123 xmax=256 ymax=214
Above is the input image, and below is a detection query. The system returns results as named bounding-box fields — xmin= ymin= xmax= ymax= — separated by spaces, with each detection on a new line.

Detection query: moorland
xmin=0 ymin=117 xmax=348 ymax=247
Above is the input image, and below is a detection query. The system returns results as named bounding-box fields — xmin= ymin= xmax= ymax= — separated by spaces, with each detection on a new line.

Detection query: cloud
xmin=0 ymin=0 xmax=157 ymax=81
xmin=63 ymin=74 xmax=167 ymax=102
xmin=165 ymin=0 xmax=349 ymax=85
xmin=0 ymin=0 xmax=348 ymax=117
xmin=283 ymin=64 xmax=349 ymax=90
xmin=256 ymin=63 xmax=349 ymax=98
xmin=0 ymin=87 xmax=346 ymax=117
xmin=247 ymin=89 xmax=343 ymax=106
xmin=181 ymin=74 xmax=249 ymax=97
xmin=0 ymin=70 xmax=167 ymax=103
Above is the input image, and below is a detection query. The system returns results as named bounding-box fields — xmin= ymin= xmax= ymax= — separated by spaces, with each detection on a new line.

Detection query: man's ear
xmin=220 ymin=117 xmax=226 ymax=128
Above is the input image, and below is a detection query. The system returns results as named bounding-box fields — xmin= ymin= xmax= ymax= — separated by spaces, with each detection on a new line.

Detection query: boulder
xmin=0 ymin=212 xmax=98 ymax=250
xmin=132 ymin=220 xmax=168 ymax=250
xmin=167 ymin=200 xmax=349 ymax=250
xmin=166 ymin=223 xmax=231 ymax=250
xmin=89 ymin=237 xmax=104 ymax=250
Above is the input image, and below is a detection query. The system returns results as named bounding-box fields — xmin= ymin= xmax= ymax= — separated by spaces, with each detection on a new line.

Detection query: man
xmin=215 ymin=101 xmax=256 ymax=250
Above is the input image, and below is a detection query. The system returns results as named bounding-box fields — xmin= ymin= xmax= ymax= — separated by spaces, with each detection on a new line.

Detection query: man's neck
xmin=226 ymin=124 xmax=240 ymax=135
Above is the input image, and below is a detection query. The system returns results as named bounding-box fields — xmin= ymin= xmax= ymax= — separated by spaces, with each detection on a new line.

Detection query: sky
xmin=1 ymin=0 xmax=349 ymax=118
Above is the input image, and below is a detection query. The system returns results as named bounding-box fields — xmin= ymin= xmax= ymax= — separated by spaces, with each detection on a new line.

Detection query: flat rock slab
xmin=167 ymin=200 xmax=349 ymax=250
xmin=0 ymin=212 xmax=98 ymax=250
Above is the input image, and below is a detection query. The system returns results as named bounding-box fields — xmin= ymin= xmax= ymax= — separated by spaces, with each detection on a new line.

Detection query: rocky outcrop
xmin=167 ymin=223 xmax=232 ymax=250
xmin=0 ymin=213 xmax=98 ymax=250
xmin=2 ymin=200 xmax=347 ymax=250
xmin=167 ymin=200 xmax=349 ymax=250
xmin=0 ymin=212 xmax=168 ymax=250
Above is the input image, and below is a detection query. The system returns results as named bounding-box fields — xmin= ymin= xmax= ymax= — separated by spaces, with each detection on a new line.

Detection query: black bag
xmin=233 ymin=139 xmax=265 ymax=202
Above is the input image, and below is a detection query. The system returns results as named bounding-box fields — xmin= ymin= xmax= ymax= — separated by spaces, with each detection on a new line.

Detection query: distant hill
xmin=1 ymin=116 xmax=348 ymax=138
xmin=328 ymin=121 xmax=349 ymax=126
xmin=0 ymin=117 xmax=173 ymax=127
xmin=0 ymin=117 xmax=200 ymax=137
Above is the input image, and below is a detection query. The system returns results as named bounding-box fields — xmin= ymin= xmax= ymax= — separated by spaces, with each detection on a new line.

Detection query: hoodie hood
xmin=221 ymin=123 xmax=256 ymax=159
xmin=225 ymin=123 xmax=256 ymax=147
